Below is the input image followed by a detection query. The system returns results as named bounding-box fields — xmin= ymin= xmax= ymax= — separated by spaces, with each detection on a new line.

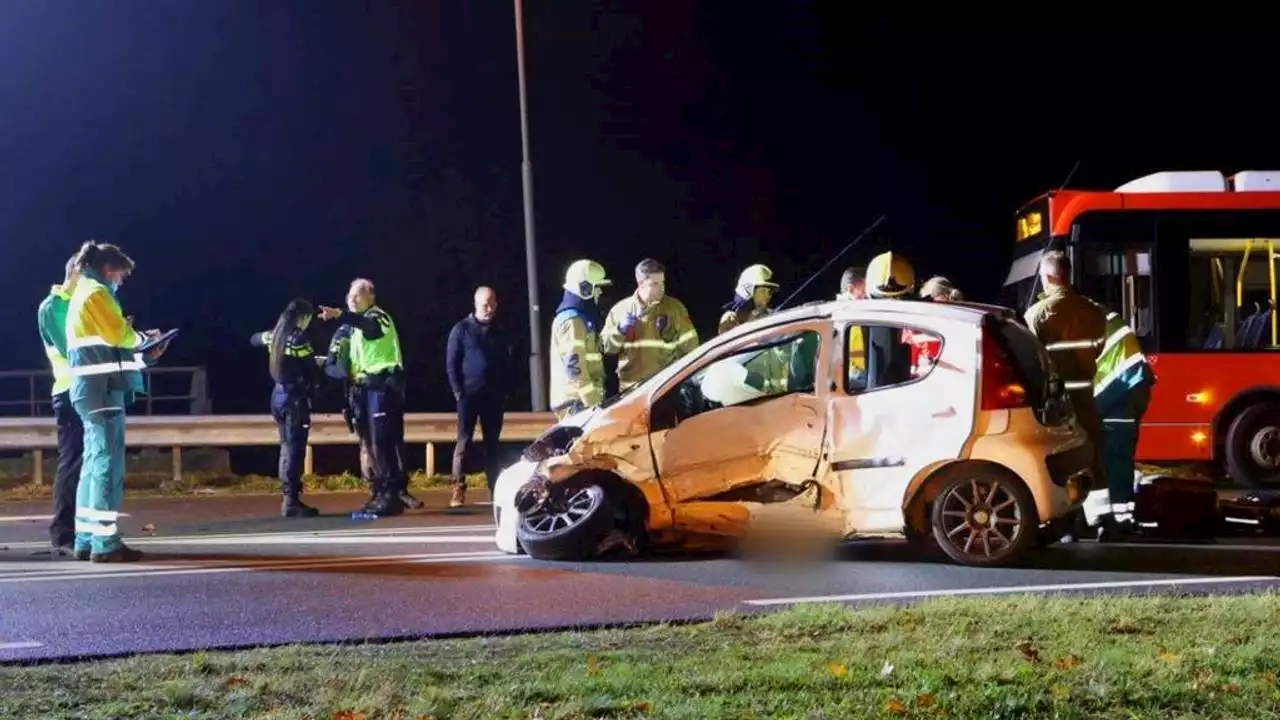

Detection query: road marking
xmin=0 ymin=524 xmax=498 ymax=551
xmin=0 ymin=550 xmax=519 ymax=584
xmin=1087 ymin=541 xmax=1280 ymax=552
xmin=0 ymin=514 xmax=131 ymax=523
xmin=744 ymin=575 xmax=1280 ymax=606
xmin=0 ymin=641 xmax=44 ymax=651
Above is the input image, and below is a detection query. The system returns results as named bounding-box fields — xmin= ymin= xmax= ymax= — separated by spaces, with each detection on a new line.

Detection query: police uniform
xmin=251 ymin=327 xmax=319 ymax=516
xmin=66 ymin=272 xmax=152 ymax=562
xmin=324 ymin=324 xmax=376 ymax=499
xmin=1093 ymin=310 xmax=1155 ymax=524
xmin=37 ymin=282 xmax=84 ymax=551
xmin=340 ymin=305 xmax=408 ymax=517
xmin=600 ymin=294 xmax=699 ymax=391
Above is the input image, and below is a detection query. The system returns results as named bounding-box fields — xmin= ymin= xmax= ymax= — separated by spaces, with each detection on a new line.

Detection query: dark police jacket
xmin=446 ymin=314 xmax=513 ymax=397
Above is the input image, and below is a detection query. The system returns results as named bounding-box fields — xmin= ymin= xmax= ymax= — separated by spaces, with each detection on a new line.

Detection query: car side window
xmin=845 ymin=324 xmax=943 ymax=395
xmin=653 ymin=329 xmax=821 ymax=427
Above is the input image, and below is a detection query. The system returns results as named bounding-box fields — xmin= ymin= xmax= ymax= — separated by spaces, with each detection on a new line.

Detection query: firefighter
xmin=718 ymin=264 xmax=779 ymax=334
xmin=862 ymin=251 xmax=915 ymax=388
xmin=549 ymin=259 xmax=611 ymax=420
xmin=1024 ymin=250 xmax=1108 ymax=486
xmin=600 ymin=259 xmax=699 ymax=391
xmin=1093 ymin=309 xmax=1155 ymax=539
xmin=319 ymin=278 xmax=409 ymax=518
xmin=37 ymin=254 xmax=83 ymax=556
xmin=66 ymin=241 xmax=169 ymax=562
xmin=250 ymin=299 xmax=323 ymax=517
xmin=837 ymin=266 xmax=868 ymax=389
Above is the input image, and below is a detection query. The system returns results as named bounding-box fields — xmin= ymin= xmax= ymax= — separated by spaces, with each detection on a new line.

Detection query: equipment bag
xmin=1133 ymin=475 xmax=1220 ymax=537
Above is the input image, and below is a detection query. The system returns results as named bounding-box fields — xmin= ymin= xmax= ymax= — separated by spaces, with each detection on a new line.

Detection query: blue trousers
xmin=73 ymin=390 xmax=127 ymax=555
xmin=270 ymin=387 xmax=310 ymax=497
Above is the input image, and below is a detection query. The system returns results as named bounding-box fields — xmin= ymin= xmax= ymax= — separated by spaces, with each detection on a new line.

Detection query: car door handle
xmin=931 ymin=406 xmax=956 ymax=418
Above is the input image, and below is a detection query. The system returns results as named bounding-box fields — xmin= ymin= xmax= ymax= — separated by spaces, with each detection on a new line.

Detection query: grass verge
xmin=0 ymin=470 xmax=491 ymax=502
xmin=4 ymin=595 xmax=1280 ymax=719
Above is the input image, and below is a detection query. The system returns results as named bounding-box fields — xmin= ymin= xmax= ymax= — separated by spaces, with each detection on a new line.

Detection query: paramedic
xmin=1093 ymin=308 xmax=1155 ymax=537
xmin=37 ymin=254 xmax=83 ymax=556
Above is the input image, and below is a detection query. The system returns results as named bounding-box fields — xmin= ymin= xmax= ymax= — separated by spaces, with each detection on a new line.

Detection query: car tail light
xmin=980 ymin=330 xmax=1027 ymax=410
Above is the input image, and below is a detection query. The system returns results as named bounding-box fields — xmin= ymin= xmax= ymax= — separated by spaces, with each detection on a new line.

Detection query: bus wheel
xmin=1224 ymin=403 xmax=1280 ymax=488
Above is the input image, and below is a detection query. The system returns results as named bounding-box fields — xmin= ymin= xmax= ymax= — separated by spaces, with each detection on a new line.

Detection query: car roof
xmin=709 ymin=298 xmax=1015 ymax=346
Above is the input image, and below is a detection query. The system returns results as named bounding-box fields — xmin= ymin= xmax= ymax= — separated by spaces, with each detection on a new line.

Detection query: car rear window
xmin=988 ymin=316 xmax=1052 ymax=409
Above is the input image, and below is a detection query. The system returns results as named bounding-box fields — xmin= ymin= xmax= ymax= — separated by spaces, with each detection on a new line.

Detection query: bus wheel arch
xmin=1214 ymin=388 xmax=1280 ymax=488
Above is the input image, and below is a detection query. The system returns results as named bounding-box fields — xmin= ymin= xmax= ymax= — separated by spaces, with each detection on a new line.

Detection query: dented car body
xmin=494 ymin=299 xmax=1096 ymax=567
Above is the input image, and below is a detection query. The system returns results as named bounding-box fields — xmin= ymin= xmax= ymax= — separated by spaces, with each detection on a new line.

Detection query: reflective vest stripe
xmin=1094 ymin=351 xmax=1145 ymax=397
xmin=69 ymin=360 xmax=146 ymax=377
xmin=1044 ymin=338 xmax=1102 ymax=352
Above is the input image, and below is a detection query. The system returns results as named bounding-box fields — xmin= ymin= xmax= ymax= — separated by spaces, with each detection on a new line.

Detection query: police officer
xmin=549 ymin=259 xmax=611 ymax=420
xmin=1093 ymin=308 xmax=1155 ymax=539
xmin=718 ymin=264 xmax=779 ymax=334
xmin=1024 ymin=251 xmax=1108 ymax=481
xmin=600 ymin=259 xmax=699 ymax=391
xmin=862 ymin=251 xmax=915 ymax=389
xmin=320 ymin=278 xmax=409 ymax=518
xmin=37 ymin=254 xmax=84 ymax=556
xmin=251 ymin=299 xmax=322 ymax=517
xmin=322 ymin=289 xmax=380 ymax=511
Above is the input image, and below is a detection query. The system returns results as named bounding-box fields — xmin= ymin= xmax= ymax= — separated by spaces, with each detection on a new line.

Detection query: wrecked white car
xmin=494 ymin=299 xmax=1095 ymax=567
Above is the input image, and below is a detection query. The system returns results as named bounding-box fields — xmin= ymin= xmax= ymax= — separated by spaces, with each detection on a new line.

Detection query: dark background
xmin=1 ymin=4 xmax=1274 ymax=426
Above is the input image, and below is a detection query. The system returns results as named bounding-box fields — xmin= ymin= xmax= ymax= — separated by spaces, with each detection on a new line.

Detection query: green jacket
xmin=36 ymin=284 xmax=73 ymax=396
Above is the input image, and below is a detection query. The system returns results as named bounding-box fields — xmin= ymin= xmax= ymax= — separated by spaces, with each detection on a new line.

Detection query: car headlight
xmin=521 ymin=424 xmax=583 ymax=462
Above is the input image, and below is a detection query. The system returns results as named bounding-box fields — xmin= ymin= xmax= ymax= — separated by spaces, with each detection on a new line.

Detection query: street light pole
xmin=514 ymin=0 xmax=546 ymax=411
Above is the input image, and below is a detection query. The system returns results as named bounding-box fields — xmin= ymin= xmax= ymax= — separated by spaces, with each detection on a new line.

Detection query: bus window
xmin=1070 ymin=212 xmax=1158 ymax=351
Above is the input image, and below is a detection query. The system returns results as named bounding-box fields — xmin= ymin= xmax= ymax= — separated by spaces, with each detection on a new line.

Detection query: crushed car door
xmin=648 ymin=326 xmax=829 ymax=504
xmin=825 ymin=318 xmax=977 ymax=532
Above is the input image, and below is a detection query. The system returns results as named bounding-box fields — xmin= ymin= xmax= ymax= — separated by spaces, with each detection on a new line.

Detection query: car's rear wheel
xmin=929 ymin=466 xmax=1038 ymax=567
xmin=516 ymin=481 xmax=615 ymax=561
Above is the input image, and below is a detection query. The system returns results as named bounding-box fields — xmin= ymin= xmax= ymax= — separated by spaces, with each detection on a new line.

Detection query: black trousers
xmin=366 ymin=384 xmax=407 ymax=496
xmin=270 ymin=387 xmax=311 ymax=497
xmin=49 ymin=391 xmax=84 ymax=546
xmin=452 ymin=391 xmax=504 ymax=492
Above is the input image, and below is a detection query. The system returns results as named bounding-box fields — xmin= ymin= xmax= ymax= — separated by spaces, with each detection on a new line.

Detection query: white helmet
xmin=563 ymin=259 xmax=612 ymax=300
xmin=734 ymin=263 xmax=780 ymax=300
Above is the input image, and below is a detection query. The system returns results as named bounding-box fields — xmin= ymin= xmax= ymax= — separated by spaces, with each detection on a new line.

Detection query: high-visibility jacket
xmin=324 ymin=324 xmax=356 ymax=381
xmin=65 ymin=274 xmax=147 ymax=412
xmin=37 ymin=284 xmax=73 ymax=396
xmin=349 ymin=306 xmax=402 ymax=380
xmin=600 ymin=294 xmax=699 ymax=390
xmin=1094 ymin=310 xmax=1155 ymax=418
xmin=1024 ymin=286 xmax=1108 ymax=396
xmin=549 ymin=309 xmax=605 ymax=414
xmin=250 ymin=327 xmax=317 ymax=393
xmin=838 ymin=294 xmax=866 ymax=380
xmin=718 ymin=306 xmax=770 ymax=335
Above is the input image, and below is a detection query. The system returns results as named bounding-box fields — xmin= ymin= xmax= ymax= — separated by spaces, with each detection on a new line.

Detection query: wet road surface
xmin=2 ymin=490 xmax=1277 ymax=663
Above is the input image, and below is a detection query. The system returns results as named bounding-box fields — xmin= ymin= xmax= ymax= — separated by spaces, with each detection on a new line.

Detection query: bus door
xmin=1071 ymin=214 xmax=1157 ymax=352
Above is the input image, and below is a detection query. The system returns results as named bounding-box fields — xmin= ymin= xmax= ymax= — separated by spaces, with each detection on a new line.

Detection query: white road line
xmin=0 ymin=551 xmax=518 ymax=584
xmin=1086 ymin=541 xmax=1280 ymax=553
xmin=0 ymin=514 xmax=131 ymax=523
xmin=0 ymin=641 xmax=44 ymax=651
xmin=744 ymin=575 xmax=1280 ymax=606
xmin=0 ymin=525 xmax=498 ymax=550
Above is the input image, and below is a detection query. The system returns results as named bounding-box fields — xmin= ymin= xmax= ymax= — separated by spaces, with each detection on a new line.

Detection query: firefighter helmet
xmin=865 ymin=251 xmax=915 ymax=298
xmin=563 ymin=259 xmax=612 ymax=300
xmin=734 ymin=264 xmax=780 ymax=300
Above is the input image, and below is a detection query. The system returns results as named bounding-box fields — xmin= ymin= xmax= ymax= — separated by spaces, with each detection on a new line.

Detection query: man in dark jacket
xmin=446 ymin=286 xmax=513 ymax=506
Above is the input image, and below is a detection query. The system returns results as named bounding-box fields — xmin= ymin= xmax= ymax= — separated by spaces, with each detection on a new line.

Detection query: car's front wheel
xmin=929 ymin=465 xmax=1038 ymax=567
xmin=516 ymin=481 xmax=615 ymax=561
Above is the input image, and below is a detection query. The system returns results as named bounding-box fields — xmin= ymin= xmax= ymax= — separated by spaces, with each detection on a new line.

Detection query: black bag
xmin=1219 ymin=489 xmax=1280 ymax=535
xmin=1133 ymin=475 xmax=1220 ymax=537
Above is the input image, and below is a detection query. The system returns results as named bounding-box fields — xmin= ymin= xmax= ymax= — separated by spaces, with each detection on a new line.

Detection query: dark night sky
xmin=1 ymin=4 xmax=1275 ymax=416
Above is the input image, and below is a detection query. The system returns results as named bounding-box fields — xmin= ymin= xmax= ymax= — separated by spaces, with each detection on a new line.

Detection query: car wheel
xmin=516 ymin=482 xmax=615 ymax=561
xmin=930 ymin=466 xmax=1038 ymax=567
xmin=1224 ymin=403 xmax=1280 ymax=489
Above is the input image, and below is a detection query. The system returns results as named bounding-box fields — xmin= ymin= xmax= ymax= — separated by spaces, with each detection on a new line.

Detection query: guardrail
xmin=0 ymin=412 xmax=557 ymax=484
xmin=0 ymin=366 xmax=211 ymax=417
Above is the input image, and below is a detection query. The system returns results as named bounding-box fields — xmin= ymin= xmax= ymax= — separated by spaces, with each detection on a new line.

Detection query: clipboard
xmin=136 ymin=328 xmax=179 ymax=353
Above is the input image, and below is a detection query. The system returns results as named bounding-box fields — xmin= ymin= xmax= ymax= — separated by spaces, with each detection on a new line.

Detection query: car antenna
xmin=1056 ymin=158 xmax=1082 ymax=192
xmin=776 ymin=214 xmax=887 ymax=310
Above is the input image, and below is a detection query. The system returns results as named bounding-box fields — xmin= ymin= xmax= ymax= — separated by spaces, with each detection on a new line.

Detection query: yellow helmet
xmin=563 ymin=259 xmax=612 ymax=300
xmin=865 ymin=251 xmax=915 ymax=298
xmin=734 ymin=263 xmax=779 ymax=299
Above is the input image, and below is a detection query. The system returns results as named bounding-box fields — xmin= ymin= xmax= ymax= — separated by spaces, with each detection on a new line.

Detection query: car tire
xmin=1224 ymin=403 xmax=1280 ymax=489
xmin=516 ymin=482 xmax=615 ymax=561
xmin=929 ymin=465 xmax=1038 ymax=567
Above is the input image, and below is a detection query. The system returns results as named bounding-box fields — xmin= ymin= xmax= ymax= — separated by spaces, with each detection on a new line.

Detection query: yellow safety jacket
xmin=600 ymin=294 xmax=699 ymax=390
xmin=549 ymin=310 xmax=605 ymax=418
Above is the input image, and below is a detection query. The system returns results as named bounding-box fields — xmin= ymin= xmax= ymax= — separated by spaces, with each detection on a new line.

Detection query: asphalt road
xmin=1 ymin=490 xmax=1278 ymax=664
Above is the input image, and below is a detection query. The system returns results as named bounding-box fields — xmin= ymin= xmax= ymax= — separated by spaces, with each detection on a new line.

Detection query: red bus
xmin=1004 ymin=170 xmax=1280 ymax=488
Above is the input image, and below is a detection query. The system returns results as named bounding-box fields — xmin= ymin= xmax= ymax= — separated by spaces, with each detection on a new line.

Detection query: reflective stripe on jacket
xmin=1024 ymin=286 xmax=1108 ymax=394
xmin=1094 ymin=311 xmax=1155 ymax=418
xmin=66 ymin=274 xmax=146 ymax=412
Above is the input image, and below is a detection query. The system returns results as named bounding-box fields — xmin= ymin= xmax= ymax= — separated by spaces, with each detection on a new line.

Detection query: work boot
xmin=281 ymin=496 xmax=319 ymax=518
xmin=363 ymin=492 xmax=405 ymax=518
xmin=1097 ymin=514 xmax=1140 ymax=543
xmin=450 ymin=483 xmax=466 ymax=508
xmin=91 ymin=545 xmax=144 ymax=563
